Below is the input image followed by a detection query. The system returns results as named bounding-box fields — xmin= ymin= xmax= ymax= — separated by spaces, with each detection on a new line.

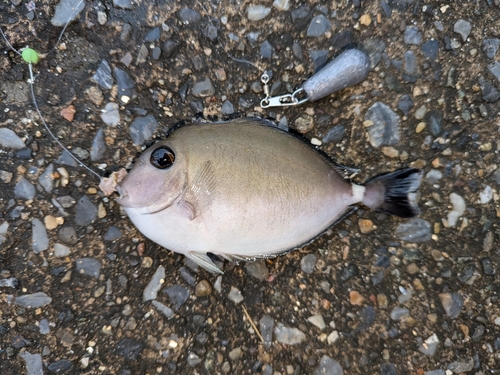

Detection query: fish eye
xmin=150 ymin=146 xmax=175 ymax=169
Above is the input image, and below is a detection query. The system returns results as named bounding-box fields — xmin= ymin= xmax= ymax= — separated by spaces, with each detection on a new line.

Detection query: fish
xmin=116 ymin=118 xmax=422 ymax=274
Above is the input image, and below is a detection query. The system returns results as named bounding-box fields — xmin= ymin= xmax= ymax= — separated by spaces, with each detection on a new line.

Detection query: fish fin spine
xmin=363 ymin=168 xmax=422 ymax=218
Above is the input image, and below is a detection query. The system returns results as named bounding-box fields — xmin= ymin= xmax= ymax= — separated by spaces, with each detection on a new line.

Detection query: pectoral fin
xmin=186 ymin=251 xmax=223 ymax=274
xmin=179 ymin=161 xmax=217 ymax=220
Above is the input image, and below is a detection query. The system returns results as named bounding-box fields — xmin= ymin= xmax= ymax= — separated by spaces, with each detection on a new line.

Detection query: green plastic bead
xmin=22 ymin=48 xmax=40 ymax=64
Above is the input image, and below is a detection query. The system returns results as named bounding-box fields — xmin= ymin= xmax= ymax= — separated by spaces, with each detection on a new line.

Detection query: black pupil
xmin=150 ymin=147 xmax=175 ymax=169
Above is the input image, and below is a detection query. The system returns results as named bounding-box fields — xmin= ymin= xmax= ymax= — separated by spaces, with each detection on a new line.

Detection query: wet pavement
xmin=1 ymin=0 xmax=500 ymax=374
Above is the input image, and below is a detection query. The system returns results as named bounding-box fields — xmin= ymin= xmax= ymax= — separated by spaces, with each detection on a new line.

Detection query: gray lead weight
xmin=302 ymin=48 xmax=370 ymax=102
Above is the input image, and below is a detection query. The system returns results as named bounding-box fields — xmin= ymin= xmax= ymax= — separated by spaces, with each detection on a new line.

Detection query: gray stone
xmin=187 ymin=353 xmax=202 ymax=367
xmin=454 ymin=19 xmax=471 ymax=42
xmin=246 ymin=260 xmax=269 ymax=280
xmin=92 ymin=60 xmax=113 ymax=90
xmin=54 ymin=243 xmax=70 ymax=257
xmin=259 ymin=315 xmax=274 ymax=345
xmin=192 ymin=78 xmax=215 ymax=98
xmin=51 ymin=0 xmax=85 ymax=26
xmin=439 ymin=292 xmax=463 ymax=319
xmin=113 ymin=0 xmax=134 ymax=10
xmin=39 ymin=319 xmax=50 ymax=334
xmin=312 ymin=356 xmax=344 ymax=375
xmin=447 ymin=359 xmax=473 ymax=373
xmin=103 ymin=226 xmax=122 ymax=241
xmin=143 ymin=266 xmax=165 ymax=301
xmin=90 ymin=128 xmax=106 ymax=161
xmin=116 ymin=338 xmax=144 ymax=360
xmin=274 ymin=323 xmax=306 ymax=345
xmin=15 ymin=292 xmax=52 ymax=308
xmin=129 ymin=115 xmax=159 ymax=146
xmin=228 ymin=286 xmax=244 ymax=304
xmin=47 ymin=359 xmax=72 ymax=373
xmin=101 ymin=102 xmax=120 ymax=126
xmin=165 ymin=284 xmax=190 ymax=310
xmin=0 ymin=128 xmax=25 ymax=149
xmin=221 ymin=100 xmax=234 ymax=115
xmin=419 ymin=333 xmax=439 ymax=356
xmin=364 ymin=102 xmax=400 ymax=147
xmin=404 ymin=51 xmax=418 ymax=76
xmin=0 ymin=277 xmax=18 ymax=288
xmin=152 ymin=47 xmax=161 ymax=60
xmin=404 ymin=26 xmax=422 ymax=45
xmin=202 ymin=25 xmax=218 ymax=41
xmin=481 ymin=257 xmax=495 ymax=275
xmin=136 ymin=44 xmax=148 ymax=65
xmin=19 ymin=351 xmax=43 ymax=375
xmin=307 ymin=15 xmax=331 ymax=37
xmin=162 ymin=40 xmax=179 ymax=57
xmin=421 ymin=39 xmax=439 ymax=60
xmin=381 ymin=363 xmax=397 ymax=375
xmin=76 ymin=258 xmax=102 ymax=278
xmin=32 ymin=218 xmax=49 ymax=254
xmin=247 ymin=5 xmax=271 ymax=21
xmin=145 ymin=27 xmax=160 ymax=42
xmin=260 ymin=40 xmax=273 ymax=59
xmin=15 ymin=178 xmax=36 ymax=199
xmin=75 ymin=196 xmax=97 ymax=226
xmin=425 ymin=371 xmax=445 ymax=375
xmin=114 ymin=67 xmax=137 ymax=104
xmin=397 ymin=94 xmax=413 ymax=115
xmin=58 ymin=226 xmax=77 ymax=244
xmin=39 ymin=164 xmax=54 ymax=193
xmin=425 ymin=170 xmax=443 ymax=184
xmin=390 ymin=307 xmax=410 ymax=321
xmin=309 ymin=50 xmax=329 ymax=71
xmin=482 ymin=38 xmax=500 ymax=59
xmin=56 ymin=150 xmax=78 ymax=167
xmin=322 ymin=125 xmax=345 ymax=143
xmin=292 ymin=42 xmax=304 ymax=60
xmin=178 ymin=8 xmax=201 ymax=24
xmin=478 ymin=77 xmax=500 ymax=102
xmin=300 ymin=253 xmax=317 ymax=274
xmin=152 ymin=300 xmax=174 ymax=318
xmin=363 ymin=39 xmax=386 ymax=68
xmin=425 ymin=110 xmax=443 ymax=136
xmin=395 ymin=218 xmax=432 ymax=243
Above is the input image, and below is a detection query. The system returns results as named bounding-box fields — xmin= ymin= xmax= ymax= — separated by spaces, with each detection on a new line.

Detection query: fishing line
xmin=0 ymin=0 xmax=101 ymax=179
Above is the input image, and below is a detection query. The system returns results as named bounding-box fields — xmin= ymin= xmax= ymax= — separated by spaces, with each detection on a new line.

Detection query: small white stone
xmin=327 ymin=330 xmax=339 ymax=344
xmin=479 ymin=186 xmax=493 ymax=204
xmin=307 ymin=314 xmax=326 ymax=330
xmin=447 ymin=193 xmax=466 ymax=227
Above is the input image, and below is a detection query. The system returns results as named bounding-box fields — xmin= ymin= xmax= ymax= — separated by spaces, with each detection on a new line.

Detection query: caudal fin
xmin=362 ymin=168 xmax=422 ymax=218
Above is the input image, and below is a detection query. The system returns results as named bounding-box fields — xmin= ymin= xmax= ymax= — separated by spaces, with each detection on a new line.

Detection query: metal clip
xmin=260 ymin=87 xmax=309 ymax=108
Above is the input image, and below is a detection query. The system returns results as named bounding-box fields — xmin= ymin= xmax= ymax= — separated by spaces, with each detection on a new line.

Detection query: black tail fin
xmin=362 ymin=168 xmax=422 ymax=218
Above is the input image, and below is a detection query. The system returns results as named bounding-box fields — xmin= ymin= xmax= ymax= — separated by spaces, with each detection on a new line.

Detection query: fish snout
xmin=115 ymin=183 xmax=130 ymax=206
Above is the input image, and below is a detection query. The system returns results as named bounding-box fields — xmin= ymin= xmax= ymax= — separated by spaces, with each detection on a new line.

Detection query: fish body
xmin=117 ymin=118 xmax=422 ymax=273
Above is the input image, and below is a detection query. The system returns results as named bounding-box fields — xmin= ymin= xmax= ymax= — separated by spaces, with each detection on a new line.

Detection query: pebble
xmin=247 ymin=5 xmax=271 ymax=21
xmin=395 ymin=218 xmax=431 ymax=242
xmin=425 ymin=169 xmax=442 ymax=184
xmin=246 ymin=260 xmax=270 ymax=280
xmin=308 ymin=314 xmax=326 ymax=330
xmin=309 ymin=50 xmax=329 ymax=71
xmin=165 ymin=285 xmax=190 ymax=310
xmin=327 ymin=330 xmax=339 ymax=344
xmin=76 ymin=258 xmax=101 ymax=278
xmin=488 ymin=61 xmax=500 ymax=82
xmin=145 ymin=27 xmax=160 ymax=42
xmin=103 ymin=226 xmax=121 ymax=241
xmin=47 ymin=359 xmax=73 ymax=373
xmin=454 ymin=19 xmax=471 ymax=42
xmin=422 ymin=39 xmax=439 ymax=60
xmin=92 ymin=60 xmax=113 ymax=90
xmin=221 ymin=100 xmax=234 ymax=115
xmin=116 ymin=338 xmax=144 ymax=360
xmin=15 ymin=292 xmax=52 ymax=308
xmin=259 ymin=315 xmax=274 ymax=345
xmin=89 ymin=128 xmax=106 ymax=162
xmin=364 ymin=102 xmax=400 ymax=147
xmin=260 ymin=40 xmax=273 ymax=59
xmin=404 ymin=26 xmax=422 ymax=45
xmin=162 ymin=40 xmax=179 ymax=57
xmin=32 ymin=218 xmax=49 ymax=254
xmin=38 ymin=164 xmax=54 ymax=193
xmin=15 ymin=178 xmax=35 ymax=200
xmin=350 ymin=290 xmax=364 ymax=305
xmin=19 ymin=351 xmax=43 ymax=375
xmin=274 ymin=323 xmax=306 ymax=345
xmin=312 ymin=356 xmax=343 ymax=375
xmin=0 ymin=128 xmax=25 ymax=149
xmin=403 ymin=50 xmax=418 ymax=77
xmin=481 ymin=257 xmax=495 ymax=275
xmin=447 ymin=359 xmax=473 ymax=373
xmin=114 ymin=67 xmax=137 ymax=104
xmin=0 ymin=277 xmax=18 ymax=288
xmin=390 ymin=307 xmax=409 ymax=321
xmin=479 ymin=185 xmax=492 ymax=204
xmin=60 ymin=105 xmax=76 ymax=122
xmin=50 ymin=0 xmax=85 ymax=26
xmin=447 ymin=193 xmax=466 ymax=227
xmin=359 ymin=218 xmax=375 ymax=233
xmin=307 ymin=15 xmax=331 ymax=37
xmin=419 ymin=333 xmax=439 ymax=356
xmin=381 ymin=363 xmax=397 ymax=375
xmin=228 ymin=347 xmax=242 ymax=361
xmin=135 ymin=44 xmax=148 ymax=65
xmin=202 ymin=24 xmax=218 ymax=41
xmin=439 ymin=292 xmax=463 ymax=319
xmin=322 ymin=125 xmax=345 ymax=143
xmin=363 ymin=39 xmax=386 ymax=68
xmin=415 ymin=105 xmax=427 ymax=119
xmin=425 ymin=110 xmax=443 ymax=136
xmin=228 ymin=286 xmax=244 ymax=304
xmin=113 ymin=0 xmax=133 ymax=10
xmin=192 ymin=78 xmax=215 ymax=97
xmin=101 ymin=102 xmax=120 ymax=126
xmin=294 ymin=114 xmax=314 ymax=133
xmin=187 ymin=353 xmax=202 ymax=367
xmin=195 ymin=280 xmax=212 ymax=297
xmin=75 ymin=196 xmax=97 ymax=226
xmin=397 ymin=94 xmax=413 ymax=115
xmin=129 ymin=115 xmax=159 ymax=146
xmin=39 ymin=318 xmax=50 ymax=334
xmin=359 ymin=14 xmax=371 ymax=26
xmin=300 ymin=253 xmax=317 ymax=274
xmin=152 ymin=300 xmax=174 ymax=318
xmin=482 ymin=38 xmax=500 ymax=59
xmin=143 ymin=265 xmax=165 ymax=301
xmin=478 ymin=77 xmax=500 ymax=102
xmin=178 ymin=8 xmax=201 ymax=24
xmin=273 ymin=0 xmax=291 ymax=11
xmin=58 ymin=226 xmax=78 ymax=244
xmin=54 ymin=243 xmax=70 ymax=257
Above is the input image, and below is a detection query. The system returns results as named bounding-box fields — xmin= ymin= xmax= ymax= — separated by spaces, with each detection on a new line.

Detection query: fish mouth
xmin=115 ymin=184 xmax=131 ymax=206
